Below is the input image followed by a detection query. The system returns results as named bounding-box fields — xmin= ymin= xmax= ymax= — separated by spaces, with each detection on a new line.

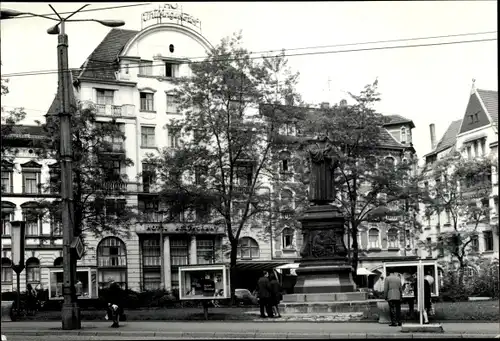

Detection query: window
xmin=97 ymin=237 xmax=127 ymax=290
xmin=164 ymin=62 xmax=178 ymax=78
xmin=170 ymin=238 xmax=189 ymax=266
xmin=483 ymin=231 xmax=493 ymax=251
xmin=467 ymin=145 xmax=472 ymax=159
xmin=48 ymin=164 xmax=61 ymax=194
xmin=139 ymin=198 xmax=159 ymax=221
xmin=167 ymin=126 xmax=180 ymax=148
xmin=470 ymin=235 xmax=479 ymax=252
xmin=102 ymin=160 xmax=122 ymax=182
xmin=142 ymin=238 xmax=161 ymax=291
xmin=474 ymin=113 xmax=479 ymax=123
xmin=23 ymin=210 xmax=40 ymax=236
xmin=140 ymin=92 xmax=155 ymax=111
xmin=400 ymin=127 xmax=407 ymax=143
xmin=51 ymin=210 xmax=62 ymax=236
xmin=237 ymin=237 xmax=259 ymax=259
xmin=469 ymin=115 xmax=474 ymax=124
xmin=282 ymin=228 xmax=294 ymax=249
xmin=1 ymin=209 xmax=14 ymax=236
xmin=139 ymin=60 xmax=152 ymax=76
xmin=235 ymin=164 xmax=253 ymax=187
xmin=26 ymin=258 xmax=40 ymax=285
xmin=166 ymin=94 xmax=179 ymax=114
xmin=1 ymin=258 xmax=12 ymax=283
xmin=54 ymin=257 xmax=63 ymax=267
xmin=1 ymin=169 xmax=12 ymax=193
xmin=141 ymin=126 xmax=156 ymax=147
xmin=368 ymin=228 xmax=379 ymax=248
xmin=96 ymin=89 xmax=114 ymax=105
xmin=105 ymin=199 xmax=126 ymax=217
xmin=22 ymin=171 xmax=40 ymax=194
xmin=197 ymin=238 xmax=215 ymax=264
xmin=387 ymin=228 xmax=399 ymax=248
xmin=480 ymin=139 xmax=486 ymax=156
xmin=282 ymin=159 xmax=288 ymax=172
xmin=473 ymin=141 xmax=479 ymax=157
xmin=384 ymin=156 xmax=395 ymax=167
xmin=142 ymin=163 xmax=156 ymax=193
xmin=445 ymin=209 xmax=451 ymax=225
xmin=366 ymin=155 xmax=377 ymax=169
xmin=280 ymin=189 xmax=294 ymax=210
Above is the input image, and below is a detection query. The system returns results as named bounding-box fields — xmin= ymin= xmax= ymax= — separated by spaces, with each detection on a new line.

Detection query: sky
xmin=1 ymin=1 xmax=497 ymax=161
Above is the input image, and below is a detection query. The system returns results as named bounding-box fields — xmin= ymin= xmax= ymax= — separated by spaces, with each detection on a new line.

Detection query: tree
xmin=1 ymin=77 xmax=27 ymax=162
xmin=419 ymin=151 xmax=493 ymax=276
xmin=35 ymin=99 xmax=137 ymax=243
xmin=282 ymin=80 xmax=418 ymax=274
xmin=145 ymin=32 xmax=301 ymax=293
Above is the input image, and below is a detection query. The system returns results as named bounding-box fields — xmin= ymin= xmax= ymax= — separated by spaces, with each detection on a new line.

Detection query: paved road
xmin=2 ymin=321 xmax=499 ymax=339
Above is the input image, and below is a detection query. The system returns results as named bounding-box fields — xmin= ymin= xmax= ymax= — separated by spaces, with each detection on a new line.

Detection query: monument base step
xmin=282 ymin=292 xmax=367 ymax=303
xmin=245 ymin=312 xmax=367 ymax=322
xmin=401 ymin=323 xmax=444 ymax=333
xmin=279 ymin=299 xmax=382 ymax=318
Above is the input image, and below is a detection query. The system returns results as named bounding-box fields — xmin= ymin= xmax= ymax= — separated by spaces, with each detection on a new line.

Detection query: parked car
xmin=235 ymin=288 xmax=258 ymax=305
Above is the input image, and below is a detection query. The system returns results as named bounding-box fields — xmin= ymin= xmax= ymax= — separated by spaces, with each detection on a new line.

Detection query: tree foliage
xmin=145 ymin=32 xmax=302 ymax=270
xmin=283 ymin=80 xmax=419 ymax=273
xmin=1 ymin=77 xmax=27 ymax=162
xmin=419 ymin=151 xmax=493 ymax=269
xmin=35 ymin=100 xmax=137 ymax=241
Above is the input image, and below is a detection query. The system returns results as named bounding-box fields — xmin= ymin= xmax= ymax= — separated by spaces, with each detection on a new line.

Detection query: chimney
xmin=429 ymin=124 xmax=436 ymax=150
xmin=320 ymin=102 xmax=329 ymax=109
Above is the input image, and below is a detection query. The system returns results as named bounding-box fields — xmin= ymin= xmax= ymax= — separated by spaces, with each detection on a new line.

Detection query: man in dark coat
xmin=384 ymin=271 xmax=403 ymax=326
xmin=256 ymin=271 xmax=273 ymax=318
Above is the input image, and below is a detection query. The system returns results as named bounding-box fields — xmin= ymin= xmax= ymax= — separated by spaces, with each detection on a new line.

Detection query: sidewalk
xmin=2 ymin=321 xmax=499 ymax=339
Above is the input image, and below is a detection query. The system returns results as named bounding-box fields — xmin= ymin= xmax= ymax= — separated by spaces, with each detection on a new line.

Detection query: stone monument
xmin=279 ymin=138 xmax=376 ymax=320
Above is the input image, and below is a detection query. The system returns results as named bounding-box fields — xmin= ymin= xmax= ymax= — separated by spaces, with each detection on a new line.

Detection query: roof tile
xmin=477 ymin=89 xmax=498 ymax=126
xmin=432 ymin=119 xmax=462 ymax=154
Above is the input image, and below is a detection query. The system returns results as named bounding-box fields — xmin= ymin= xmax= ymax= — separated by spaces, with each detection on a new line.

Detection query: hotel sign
xmin=141 ymin=3 xmax=202 ymax=31
xmin=137 ymin=222 xmax=224 ymax=234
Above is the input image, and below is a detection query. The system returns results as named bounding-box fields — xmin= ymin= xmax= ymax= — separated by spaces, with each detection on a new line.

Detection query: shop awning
xmin=357 ymin=267 xmax=375 ymax=276
xmin=275 ymin=263 xmax=300 ymax=270
xmin=234 ymin=260 xmax=290 ymax=271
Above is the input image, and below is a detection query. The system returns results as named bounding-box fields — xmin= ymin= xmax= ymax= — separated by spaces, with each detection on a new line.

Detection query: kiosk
xmin=48 ymin=268 xmax=99 ymax=300
xmin=179 ymin=264 xmax=231 ymax=320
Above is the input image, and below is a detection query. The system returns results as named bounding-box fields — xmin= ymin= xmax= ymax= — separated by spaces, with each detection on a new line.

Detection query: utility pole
xmin=57 ymin=20 xmax=81 ymax=330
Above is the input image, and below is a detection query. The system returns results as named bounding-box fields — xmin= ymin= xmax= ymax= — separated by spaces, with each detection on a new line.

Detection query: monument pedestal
xmin=279 ymin=204 xmax=375 ymax=320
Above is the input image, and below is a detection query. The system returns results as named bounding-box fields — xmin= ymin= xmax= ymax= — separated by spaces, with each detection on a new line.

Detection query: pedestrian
xmin=256 ymin=271 xmax=273 ymax=318
xmin=269 ymin=273 xmax=282 ymax=318
xmin=107 ymin=280 xmax=125 ymax=325
xmin=384 ymin=271 xmax=403 ymax=327
xmin=106 ymin=303 xmax=120 ymax=328
xmin=421 ymin=273 xmax=434 ymax=324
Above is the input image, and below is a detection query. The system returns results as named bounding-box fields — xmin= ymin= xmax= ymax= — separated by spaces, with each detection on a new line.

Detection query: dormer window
xmin=400 ymin=127 xmax=407 ymax=144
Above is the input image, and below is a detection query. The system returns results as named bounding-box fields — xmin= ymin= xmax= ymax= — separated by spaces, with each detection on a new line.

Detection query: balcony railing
xmin=95 ymin=104 xmax=135 ymax=118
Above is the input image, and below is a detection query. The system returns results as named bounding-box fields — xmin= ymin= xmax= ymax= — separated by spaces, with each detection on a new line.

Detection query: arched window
xmin=53 ymin=257 xmax=63 ymax=267
xmin=282 ymin=228 xmax=294 ymax=249
xmin=237 ymin=237 xmax=259 ymax=259
xmin=26 ymin=258 xmax=40 ymax=286
xmin=387 ymin=228 xmax=399 ymax=248
xmin=400 ymin=127 xmax=407 ymax=143
xmin=1 ymin=258 xmax=12 ymax=283
xmin=97 ymin=237 xmax=127 ymax=290
xmin=368 ymin=228 xmax=380 ymax=248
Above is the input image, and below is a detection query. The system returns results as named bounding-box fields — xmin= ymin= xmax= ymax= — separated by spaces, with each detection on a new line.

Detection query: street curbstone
xmin=347 ymin=333 xmax=368 ymax=339
xmin=155 ymin=331 xmax=184 ymax=338
xmin=256 ymin=332 xmax=288 ymax=338
xmin=412 ymin=333 xmax=462 ymax=338
xmin=214 ymin=332 xmax=257 ymax=338
xmin=367 ymin=334 xmax=409 ymax=339
xmin=287 ymin=333 xmax=330 ymax=339
xmin=462 ymin=334 xmax=499 ymax=339
xmin=182 ymin=332 xmax=217 ymax=338
xmin=329 ymin=333 xmax=352 ymax=339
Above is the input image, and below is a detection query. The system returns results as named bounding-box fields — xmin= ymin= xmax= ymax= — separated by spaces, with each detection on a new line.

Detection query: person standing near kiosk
xmin=384 ymin=271 xmax=403 ymax=326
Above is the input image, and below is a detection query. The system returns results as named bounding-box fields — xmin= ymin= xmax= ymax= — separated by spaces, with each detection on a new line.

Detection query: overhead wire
xmin=0 ymin=3 xmax=153 ymax=19
xmin=2 ymin=34 xmax=497 ymax=78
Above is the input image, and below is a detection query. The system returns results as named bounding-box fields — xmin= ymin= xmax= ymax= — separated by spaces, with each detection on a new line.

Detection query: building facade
xmin=420 ymin=85 xmax=499 ymax=267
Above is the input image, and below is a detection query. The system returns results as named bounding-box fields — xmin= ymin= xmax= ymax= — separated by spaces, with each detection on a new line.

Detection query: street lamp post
xmin=10 ymin=221 xmax=26 ymax=316
xmin=1 ymin=5 xmax=125 ymax=330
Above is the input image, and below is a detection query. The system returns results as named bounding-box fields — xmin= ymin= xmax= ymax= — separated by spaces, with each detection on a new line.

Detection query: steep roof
xmin=75 ymin=28 xmax=139 ymax=82
xmin=424 ymin=119 xmax=462 ymax=157
xmin=476 ymin=89 xmax=498 ymax=127
xmin=383 ymin=114 xmax=415 ymax=129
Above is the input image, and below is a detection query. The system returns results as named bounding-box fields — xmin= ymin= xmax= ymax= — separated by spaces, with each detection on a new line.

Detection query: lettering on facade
xmin=141 ymin=3 xmax=202 ymax=31
xmin=137 ymin=223 xmax=221 ymax=234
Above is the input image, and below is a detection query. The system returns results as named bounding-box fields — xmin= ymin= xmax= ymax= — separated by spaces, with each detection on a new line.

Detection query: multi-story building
xmin=421 ymin=85 xmax=499 ymax=265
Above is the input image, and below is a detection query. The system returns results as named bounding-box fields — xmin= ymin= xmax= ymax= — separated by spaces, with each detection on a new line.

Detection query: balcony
xmin=97 ymin=142 xmax=125 ymax=155
xmin=95 ymin=104 xmax=135 ymax=118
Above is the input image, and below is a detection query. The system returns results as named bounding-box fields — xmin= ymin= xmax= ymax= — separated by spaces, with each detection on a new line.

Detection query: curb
xmin=2 ymin=330 xmax=499 ymax=339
